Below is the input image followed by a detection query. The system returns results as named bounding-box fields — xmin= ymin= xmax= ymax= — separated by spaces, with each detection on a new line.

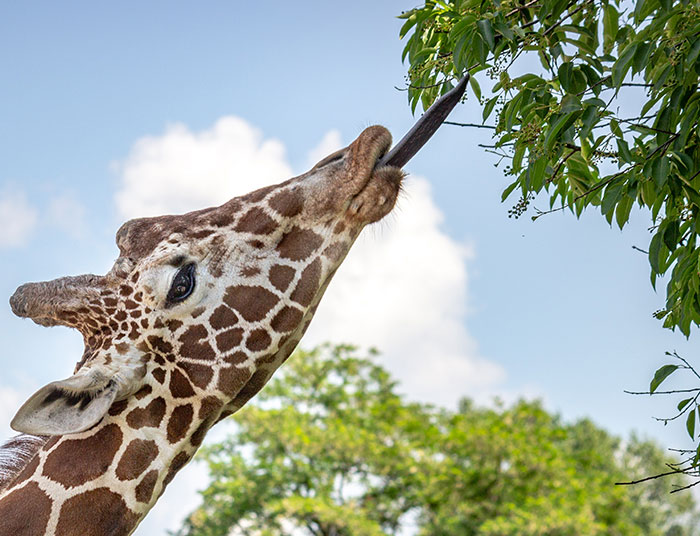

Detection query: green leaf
xmin=399 ymin=13 xmax=418 ymax=39
xmin=648 ymin=231 xmax=664 ymax=274
xmin=663 ymin=220 xmax=680 ymax=251
xmin=615 ymin=196 xmax=632 ymax=230
xmin=493 ymin=20 xmax=514 ymax=41
xmin=558 ymin=63 xmax=587 ymax=94
xmin=469 ymin=75 xmax=481 ymax=101
xmin=544 ymin=112 xmax=581 ymax=153
xmin=601 ymin=182 xmax=624 ymax=216
xmin=529 ymin=157 xmax=548 ymax=190
xmin=688 ymin=408 xmax=696 ymax=439
xmin=651 ymin=156 xmax=669 ymax=189
xmin=612 ymin=43 xmax=638 ymax=88
xmin=476 ymin=19 xmax=495 ymax=52
xmin=501 ymin=180 xmax=519 ymax=202
xmin=687 ymin=38 xmax=700 ymax=68
xmin=610 ymin=119 xmax=623 ymax=138
xmin=633 ymin=42 xmax=653 ymax=76
xmin=560 ymin=94 xmax=582 ymax=114
xmin=558 ymin=62 xmax=574 ymax=92
xmin=452 ymin=31 xmax=471 ymax=72
xmin=602 ymin=5 xmax=619 ymax=53
xmin=650 ymin=364 xmax=678 ymax=393
xmin=634 ymin=0 xmax=651 ymax=23
xmin=617 ymin=139 xmax=634 ymax=164
xmin=471 ymin=32 xmax=488 ymax=65
xmin=678 ymin=398 xmax=694 ymax=412
xmin=483 ymin=96 xmax=498 ymax=122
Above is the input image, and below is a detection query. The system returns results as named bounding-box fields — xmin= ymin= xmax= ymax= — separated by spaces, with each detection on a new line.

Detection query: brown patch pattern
xmin=179 ymin=361 xmax=214 ymax=389
xmin=169 ymin=369 xmax=196 ymax=398
xmin=217 ymin=364 xmax=251 ymax=397
xmin=135 ymin=469 xmax=159 ymax=504
xmin=126 ymin=397 xmax=166 ymax=429
xmin=215 ymin=328 xmax=244 ymax=353
xmin=269 ymin=189 xmax=303 ymax=217
xmin=179 ymin=325 xmax=216 ymax=361
xmin=223 ymin=285 xmax=278 ymax=322
xmin=271 ymin=306 xmax=304 ymax=333
xmin=43 ymin=424 xmax=122 ymax=488
xmin=209 ymin=305 xmax=238 ymax=330
xmin=246 ymin=329 xmax=272 ymax=352
xmin=276 ymin=227 xmax=324 ymax=261
xmin=269 ymin=264 xmax=296 ymax=292
xmin=55 ymin=487 xmax=138 ymax=536
xmin=116 ymin=440 xmax=158 ymax=481
xmin=0 ymin=482 xmax=51 ymax=535
xmin=167 ymin=405 xmax=194 ymax=443
xmin=235 ymin=207 xmax=278 ymax=235
xmin=290 ymin=258 xmax=322 ymax=307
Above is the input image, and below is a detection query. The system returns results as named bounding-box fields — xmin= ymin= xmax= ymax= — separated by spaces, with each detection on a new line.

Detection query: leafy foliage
xmin=177 ymin=344 xmax=699 ymax=536
xmin=399 ymin=0 xmax=700 ymax=335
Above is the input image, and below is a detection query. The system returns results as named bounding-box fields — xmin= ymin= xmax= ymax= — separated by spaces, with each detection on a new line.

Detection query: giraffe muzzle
xmin=10 ymin=275 xmax=106 ymax=328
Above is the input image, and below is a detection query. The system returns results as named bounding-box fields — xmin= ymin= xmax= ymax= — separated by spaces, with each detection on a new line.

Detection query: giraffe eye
xmin=166 ymin=263 xmax=196 ymax=305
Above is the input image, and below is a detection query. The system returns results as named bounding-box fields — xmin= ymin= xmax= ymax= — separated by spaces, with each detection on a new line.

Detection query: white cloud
xmin=0 ymin=189 xmax=38 ymax=248
xmin=305 ymin=129 xmax=343 ymax=169
xmin=115 ymin=117 xmax=292 ymax=220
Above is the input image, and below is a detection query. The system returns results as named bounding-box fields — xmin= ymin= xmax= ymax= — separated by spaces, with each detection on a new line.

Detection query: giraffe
xmin=0 ymin=74 xmax=469 ymax=535
xmin=0 ymin=125 xmax=404 ymax=536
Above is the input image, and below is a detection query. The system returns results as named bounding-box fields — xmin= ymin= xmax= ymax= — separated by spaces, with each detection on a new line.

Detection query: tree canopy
xmin=177 ymin=344 xmax=698 ymax=536
xmin=399 ymin=0 xmax=700 ymax=334
xmin=398 ymin=0 xmax=700 ymax=477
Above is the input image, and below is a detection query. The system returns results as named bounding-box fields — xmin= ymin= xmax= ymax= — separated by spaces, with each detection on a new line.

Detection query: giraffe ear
xmin=10 ymin=371 xmax=119 ymax=436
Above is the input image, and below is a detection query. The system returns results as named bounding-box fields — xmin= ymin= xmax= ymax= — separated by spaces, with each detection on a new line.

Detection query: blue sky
xmin=2 ymin=2 xmax=699 ymax=533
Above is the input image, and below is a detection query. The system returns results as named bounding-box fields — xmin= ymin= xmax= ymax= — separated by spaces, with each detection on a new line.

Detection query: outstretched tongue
xmin=377 ymin=74 xmax=469 ymax=169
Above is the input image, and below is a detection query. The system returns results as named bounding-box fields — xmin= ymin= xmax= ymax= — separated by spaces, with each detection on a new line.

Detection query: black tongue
xmin=377 ymin=74 xmax=469 ymax=169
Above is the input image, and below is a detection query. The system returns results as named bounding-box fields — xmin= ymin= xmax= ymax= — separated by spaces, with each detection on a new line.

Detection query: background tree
xmin=177 ymin=344 xmax=699 ymax=536
xmin=398 ymin=0 xmax=700 ymax=474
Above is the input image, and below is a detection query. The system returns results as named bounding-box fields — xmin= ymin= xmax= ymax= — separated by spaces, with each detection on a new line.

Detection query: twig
xmin=671 ymin=479 xmax=700 ymax=493
xmin=616 ymin=469 xmax=684 ymax=486
xmin=505 ymin=0 xmax=540 ymax=17
xmin=444 ymin=121 xmax=497 ymax=129
xmin=542 ymin=0 xmax=594 ymax=37
xmin=546 ymin=148 xmax=578 ymax=185
xmin=671 ymin=352 xmax=700 ymax=382
xmin=624 ymin=388 xmax=700 ymax=395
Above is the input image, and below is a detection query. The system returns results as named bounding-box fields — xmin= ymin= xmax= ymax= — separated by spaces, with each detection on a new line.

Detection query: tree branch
xmin=444 ymin=121 xmax=497 ymax=129
xmin=616 ymin=469 xmax=685 ymax=486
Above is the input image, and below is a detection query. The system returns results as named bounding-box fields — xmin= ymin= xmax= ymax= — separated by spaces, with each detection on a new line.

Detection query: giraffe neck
xmin=0 ymin=381 xmax=233 ymax=536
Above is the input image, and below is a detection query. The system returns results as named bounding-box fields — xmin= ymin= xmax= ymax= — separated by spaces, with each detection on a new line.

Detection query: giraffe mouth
xmin=347 ymin=132 xmax=404 ymax=224
xmin=349 ymin=75 xmax=467 ymax=223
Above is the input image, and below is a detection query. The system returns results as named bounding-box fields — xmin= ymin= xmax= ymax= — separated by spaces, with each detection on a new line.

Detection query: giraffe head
xmin=9 ymin=125 xmax=403 ymax=437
